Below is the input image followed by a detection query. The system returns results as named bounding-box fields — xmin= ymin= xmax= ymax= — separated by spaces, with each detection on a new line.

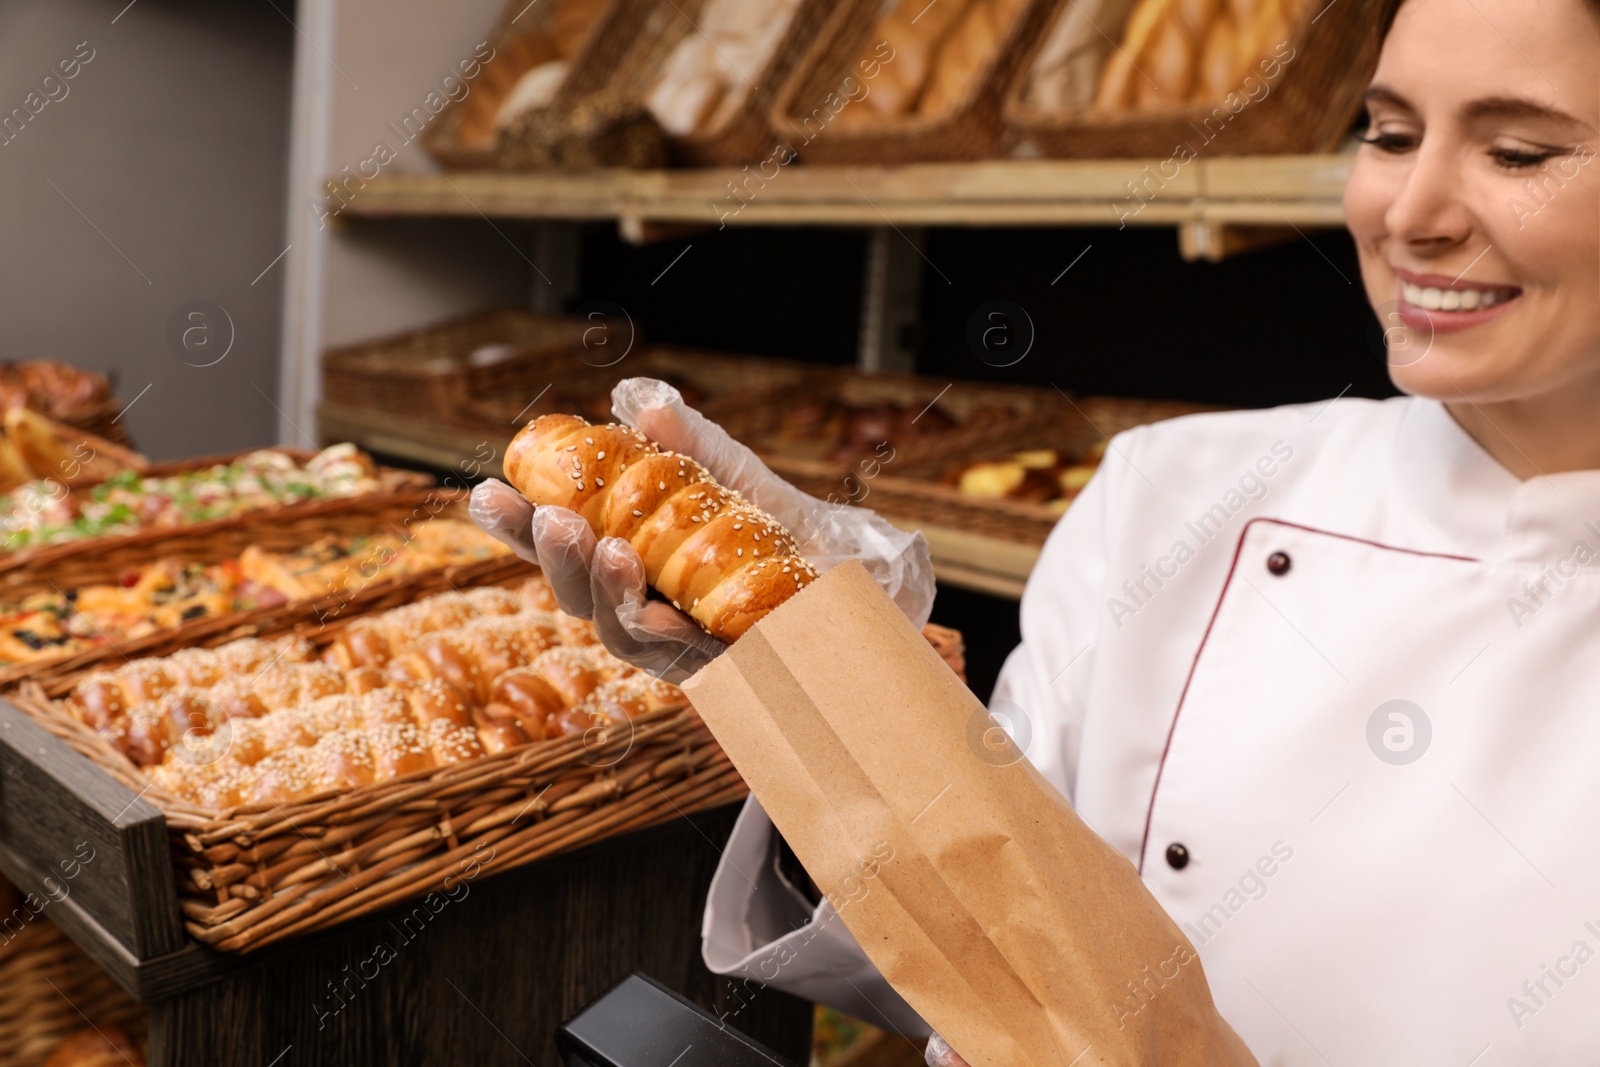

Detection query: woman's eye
xmin=1488 ymin=145 xmax=1561 ymax=169
xmin=1359 ymin=130 xmax=1418 ymax=154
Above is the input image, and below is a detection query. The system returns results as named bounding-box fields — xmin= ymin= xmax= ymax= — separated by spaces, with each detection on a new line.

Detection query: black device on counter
xmin=556 ymin=973 xmax=799 ymax=1067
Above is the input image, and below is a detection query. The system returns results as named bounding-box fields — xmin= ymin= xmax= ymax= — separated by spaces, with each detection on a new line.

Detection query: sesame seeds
xmin=597 ymin=451 xmax=605 ymax=459
xmin=595 ymin=477 xmax=604 ymax=487
xmin=632 ymin=509 xmax=643 ymax=517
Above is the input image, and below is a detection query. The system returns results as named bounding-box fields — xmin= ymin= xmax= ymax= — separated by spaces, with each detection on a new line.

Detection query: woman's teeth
xmin=1402 ymin=283 xmax=1516 ymax=312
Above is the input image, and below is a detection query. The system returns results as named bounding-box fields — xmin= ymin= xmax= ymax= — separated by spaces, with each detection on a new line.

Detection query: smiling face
xmin=1343 ymin=0 xmax=1600 ymax=406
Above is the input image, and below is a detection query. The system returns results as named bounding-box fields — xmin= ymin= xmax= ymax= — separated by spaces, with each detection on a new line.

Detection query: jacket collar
xmin=1396 ymin=397 xmax=1600 ymax=565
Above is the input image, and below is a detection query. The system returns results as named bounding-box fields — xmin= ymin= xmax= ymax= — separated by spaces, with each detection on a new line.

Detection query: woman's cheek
xmin=1343 ymin=159 xmax=1402 ymax=310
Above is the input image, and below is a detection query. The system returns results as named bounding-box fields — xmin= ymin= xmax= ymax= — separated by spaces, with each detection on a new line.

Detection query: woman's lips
xmin=1392 ymin=271 xmax=1523 ymax=335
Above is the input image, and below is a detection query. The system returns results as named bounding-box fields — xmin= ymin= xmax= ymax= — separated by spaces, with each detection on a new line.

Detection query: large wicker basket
xmin=559 ymin=0 xmax=836 ymax=167
xmin=457 ymin=345 xmax=817 ymax=430
xmin=0 ymin=489 xmax=495 ymax=688
xmin=7 ymin=559 xmax=742 ymax=954
xmin=771 ymin=0 xmax=1056 ymax=165
xmin=718 ymin=368 xmax=1058 ymax=477
xmin=1003 ymin=0 xmax=1384 ymax=158
xmin=769 ymin=393 xmax=1220 ymax=546
xmin=0 ymin=899 xmax=146 ymax=1067
xmin=7 ymin=552 xmax=970 ymax=956
xmin=419 ymin=0 xmax=629 ymax=169
xmin=321 ymin=309 xmax=589 ymax=421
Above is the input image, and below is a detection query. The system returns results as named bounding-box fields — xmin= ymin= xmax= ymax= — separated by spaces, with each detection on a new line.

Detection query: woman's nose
xmin=1384 ymin=143 xmax=1476 ymax=253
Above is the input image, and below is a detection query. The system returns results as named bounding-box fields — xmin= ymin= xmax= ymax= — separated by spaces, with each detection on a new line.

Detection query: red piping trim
xmin=1135 ymin=517 xmax=1478 ymax=874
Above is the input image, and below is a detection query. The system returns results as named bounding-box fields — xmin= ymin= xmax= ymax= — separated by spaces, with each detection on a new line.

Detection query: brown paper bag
xmin=683 ymin=560 xmax=1256 ymax=1067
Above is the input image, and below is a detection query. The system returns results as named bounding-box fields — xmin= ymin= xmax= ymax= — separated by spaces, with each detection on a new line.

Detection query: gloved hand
xmin=469 ymin=377 xmax=935 ymax=683
xmin=925 ymin=1034 xmax=970 ymax=1067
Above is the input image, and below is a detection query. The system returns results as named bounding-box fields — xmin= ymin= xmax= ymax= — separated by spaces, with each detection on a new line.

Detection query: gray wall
xmin=0 ymin=0 xmax=293 ymax=460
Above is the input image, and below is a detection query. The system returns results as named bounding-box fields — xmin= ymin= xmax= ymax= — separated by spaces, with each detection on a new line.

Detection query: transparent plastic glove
xmin=469 ymin=479 xmax=598 ymax=619
xmin=924 ymin=1035 xmax=970 ymax=1067
xmin=589 ymin=536 xmax=726 ymax=683
xmin=611 ymin=377 xmax=935 ymax=628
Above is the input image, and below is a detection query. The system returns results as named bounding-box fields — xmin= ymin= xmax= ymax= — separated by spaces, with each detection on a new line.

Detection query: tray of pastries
xmin=0 ymin=443 xmax=430 ymax=557
xmin=0 ymin=513 xmax=509 ymax=676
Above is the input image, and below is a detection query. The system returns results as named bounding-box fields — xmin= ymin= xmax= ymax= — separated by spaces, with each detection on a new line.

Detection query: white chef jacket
xmin=703 ymin=395 xmax=1600 ymax=1065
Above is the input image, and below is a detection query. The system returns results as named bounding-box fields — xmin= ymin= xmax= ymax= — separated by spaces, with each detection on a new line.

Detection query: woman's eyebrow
xmin=1363 ymin=85 xmax=1415 ymax=114
xmin=1462 ymin=96 xmax=1598 ymax=135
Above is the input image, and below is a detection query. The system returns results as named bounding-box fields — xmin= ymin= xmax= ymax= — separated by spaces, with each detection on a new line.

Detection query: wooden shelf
xmin=319 ymin=403 xmax=1042 ymax=598
xmin=330 ymin=155 xmax=1351 ymax=239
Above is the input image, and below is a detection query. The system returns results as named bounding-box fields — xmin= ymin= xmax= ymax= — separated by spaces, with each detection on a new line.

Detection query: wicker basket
xmin=770 ymin=0 xmax=1056 ymax=165
xmin=7 ymin=555 xmax=969 ymax=955
xmin=0 ymin=489 xmax=494 ymax=688
xmin=56 ymin=397 xmax=132 ymax=448
xmin=457 ymin=345 xmax=817 ymax=430
xmin=321 ymin=309 xmax=590 ymax=421
xmin=777 ymin=394 xmax=1220 ymax=546
xmin=0 ymin=904 xmax=146 ymax=1067
xmin=6 ymin=559 xmax=739 ymax=954
xmin=420 ymin=0 xmax=629 ymax=169
xmin=556 ymin=0 xmax=836 ymax=167
xmin=0 ymin=448 xmax=433 ymax=571
xmin=719 ymin=368 xmax=1057 ymax=475
xmin=1003 ymin=0 xmax=1384 ymax=158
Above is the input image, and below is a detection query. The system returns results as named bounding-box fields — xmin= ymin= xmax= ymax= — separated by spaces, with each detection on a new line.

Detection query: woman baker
xmin=474 ymin=0 xmax=1600 ymax=1059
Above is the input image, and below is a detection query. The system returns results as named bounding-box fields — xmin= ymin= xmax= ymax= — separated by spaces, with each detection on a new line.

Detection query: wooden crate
xmin=0 ymin=896 xmax=146 ymax=1067
xmin=1003 ymin=0 xmax=1384 ymax=157
xmin=321 ymin=309 xmax=589 ymax=421
xmin=0 ymin=787 xmax=812 ymax=1065
xmin=770 ymin=0 xmax=1056 ymax=164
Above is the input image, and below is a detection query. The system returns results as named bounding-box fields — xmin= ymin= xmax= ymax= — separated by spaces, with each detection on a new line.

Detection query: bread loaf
xmin=504 ymin=414 xmax=818 ymax=642
xmin=918 ymin=0 xmax=1005 ymax=116
xmin=860 ymin=0 xmax=976 ymax=117
xmin=1198 ymin=13 xmax=1241 ymax=97
xmin=1142 ymin=12 xmax=1198 ymax=105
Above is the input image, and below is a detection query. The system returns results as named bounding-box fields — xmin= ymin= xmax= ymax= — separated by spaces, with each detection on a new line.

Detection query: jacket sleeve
xmin=698 ymin=430 xmax=1132 ymax=1029
xmin=701 ymin=796 xmax=931 ymax=1034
